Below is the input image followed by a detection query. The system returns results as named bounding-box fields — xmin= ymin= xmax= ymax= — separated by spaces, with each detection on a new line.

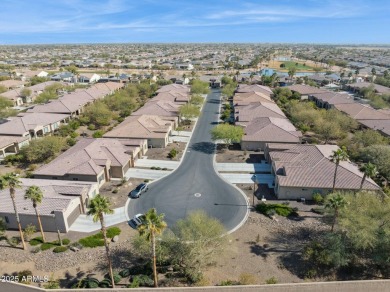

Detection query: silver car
xmin=128 ymin=214 xmax=145 ymax=229
xmin=129 ymin=183 xmax=148 ymax=198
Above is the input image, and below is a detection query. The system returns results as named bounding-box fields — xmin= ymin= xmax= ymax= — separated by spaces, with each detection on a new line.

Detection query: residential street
xmin=127 ymin=89 xmax=249 ymax=232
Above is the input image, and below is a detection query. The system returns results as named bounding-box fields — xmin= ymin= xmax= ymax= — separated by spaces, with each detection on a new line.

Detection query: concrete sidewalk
xmin=135 ymin=159 xmax=180 ymax=170
xmin=69 ymin=207 xmax=127 ymax=232
xmin=125 ymin=168 xmax=170 ymax=180
xmin=221 ymin=173 xmax=275 ymax=187
xmin=216 ymin=162 xmax=271 ymax=173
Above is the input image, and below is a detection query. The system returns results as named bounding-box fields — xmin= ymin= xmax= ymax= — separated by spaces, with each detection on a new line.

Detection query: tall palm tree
xmin=325 ymin=192 xmax=348 ymax=232
xmin=25 ymin=186 xmax=46 ymax=242
xmin=359 ymin=162 xmax=378 ymax=191
xmin=330 ymin=146 xmax=349 ymax=192
xmin=87 ymin=194 xmax=115 ymax=288
xmin=138 ymin=208 xmax=167 ymax=287
xmin=0 ymin=173 xmax=26 ymax=250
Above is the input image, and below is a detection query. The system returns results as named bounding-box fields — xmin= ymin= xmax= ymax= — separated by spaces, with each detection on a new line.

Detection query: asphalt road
xmin=127 ymin=89 xmax=249 ymax=232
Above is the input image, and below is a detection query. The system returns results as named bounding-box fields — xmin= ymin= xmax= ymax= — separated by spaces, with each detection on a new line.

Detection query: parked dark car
xmin=129 ymin=183 xmax=148 ymax=198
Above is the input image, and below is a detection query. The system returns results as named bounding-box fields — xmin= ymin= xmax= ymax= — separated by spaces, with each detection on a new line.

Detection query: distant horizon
xmin=1 ymin=0 xmax=389 ymax=44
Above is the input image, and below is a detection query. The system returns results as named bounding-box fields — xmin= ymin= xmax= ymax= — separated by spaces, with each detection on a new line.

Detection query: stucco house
xmin=266 ymin=143 xmax=380 ymax=200
xmin=240 ymin=117 xmax=302 ymax=151
xmin=33 ymin=138 xmax=145 ymax=187
xmin=103 ymin=115 xmax=177 ymax=148
xmin=0 ymin=179 xmax=99 ymax=233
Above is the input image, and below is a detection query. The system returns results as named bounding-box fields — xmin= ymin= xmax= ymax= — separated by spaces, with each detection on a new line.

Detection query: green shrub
xmin=265 ymin=277 xmax=278 ymax=284
xmin=256 ymin=203 xmax=298 ymax=217
xmin=99 ymin=279 xmax=112 ymax=288
xmin=69 ymin=131 xmax=79 ymax=138
xmin=80 ymin=277 xmax=99 ymax=288
xmin=66 ymin=137 xmax=77 ymax=146
xmin=62 ymin=238 xmax=71 ymax=245
xmin=18 ymin=270 xmax=33 ymax=284
xmin=87 ymin=124 xmax=96 ymax=131
xmin=130 ymin=275 xmax=154 ymax=287
xmin=105 ymin=273 xmax=121 ymax=284
xmin=219 ymin=280 xmax=236 ymax=286
xmin=69 ymin=120 xmax=80 ymax=130
xmin=106 ymin=227 xmax=121 ymax=238
xmin=112 ymin=188 xmax=119 ymax=194
xmin=168 ymin=148 xmax=178 ymax=159
xmin=7 ymin=236 xmax=21 ymax=247
xmin=119 ymin=268 xmax=131 ymax=278
xmin=4 ymin=154 xmax=24 ymax=164
xmin=312 ymin=193 xmax=324 ymax=205
xmin=29 ymin=236 xmax=43 ymax=246
xmin=79 ymin=236 xmax=104 ymax=248
xmin=92 ymin=130 xmax=104 ymax=138
xmin=53 ymin=246 xmax=68 ymax=253
xmin=41 ymin=242 xmax=55 ymax=251
xmin=238 ymin=273 xmax=256 ymax=285
xmin=23 ymin=224 xmax=36 ymax=241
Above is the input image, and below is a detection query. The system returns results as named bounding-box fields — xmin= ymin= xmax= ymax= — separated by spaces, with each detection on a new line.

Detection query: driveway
xmin=216 ymin=162 xmax=272 ymax=173
xmin=127 ymin=89 xmax=249 ymax=232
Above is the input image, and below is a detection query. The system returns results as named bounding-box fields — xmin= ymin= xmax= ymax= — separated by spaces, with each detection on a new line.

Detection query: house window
xmin=52 ymin=177 xmax=58 ymax=180
xmin=72 ymin=178 xmax=79 ymax=181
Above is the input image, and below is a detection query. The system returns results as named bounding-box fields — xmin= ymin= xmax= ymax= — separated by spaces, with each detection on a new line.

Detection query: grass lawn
xmin=268 ymin=60 xmax=321 ymax=72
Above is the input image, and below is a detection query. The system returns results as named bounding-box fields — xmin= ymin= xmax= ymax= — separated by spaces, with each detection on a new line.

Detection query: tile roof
xmin=156 ymin=84 xmax=190 ymax=93
xmin=103 ymin=115 xmax=174 ymax=139
xmin=287 ymin=84 xmax=328 ymax=95
xmin=0 ymin=136 xmax=29 ymax=149
xmin=0 ymin=113 xmax=69 ymax=136
xmin=334 ymin=103 xmax=390 ymax=120
xmin=132 ymin=100 xmax=180 ymax=117
xmin=241 ymin=117 xmax=302 ymax=143
xmin=34 ymin=138 xmax=135 ymax=177
xmin=233 ymin=91 xmax=273 ymax=105
xmin=348 ymin=82 xmax=390 ymax=95
xmin=358 ymin=119 xmax=390 ymax=136
xmin=269 ymin=144 xmax=380 ymax=190
xmin=310 ymin=92 xmax=356 ymax=105
xmin=236 ymin=84 xmax=273 ymax=96
xmin=235 ymin=102 xmax=286 ymax=122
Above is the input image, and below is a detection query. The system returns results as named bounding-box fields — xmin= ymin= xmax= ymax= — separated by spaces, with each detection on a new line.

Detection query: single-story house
xmin=0 ymin=178 xmax=98 ymax=233
xmin=0 ymin=112 xmax=69 ymax=139
xmin=345 ymin=82 xmax=390 ymax=96
xmin=0 ymin=136 xmax=30 ymax=159
xmin=287 ymin=84 xmax=328 ymax=100
xmin=103 ymin=115 xmax=177 ymax=148
xmin=153 ymin=91 xmax=190 ymax=104
xmin=156 ymin=84 xmax=190 ymax=94
xmin=233 ymin=91 xmax=274 ymax=106
xmin=357 ymin=119 xmax=390 ymax=137
xmin=240 ymin=117 xmax=302 ymax=151
xmin=236 ymin=84 xmax=273 ymax=97
xmin=266 ymin=143 xmax=380 ymax=200
xmin=34 ymin=138 xmax=144 ymax=187
xmin=132 ymin=100 xmax=180 ymax=118
xmin=309 ymin=92 xmax=356 ymax=109
xmin=334 ymin=103 xmax=390 ymax=121
xmin=235 ymin=102 xmax=286 ymax=123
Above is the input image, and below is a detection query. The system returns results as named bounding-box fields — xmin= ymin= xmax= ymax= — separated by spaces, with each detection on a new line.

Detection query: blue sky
xmin=0 ymin=0 xmax=389 ymax=44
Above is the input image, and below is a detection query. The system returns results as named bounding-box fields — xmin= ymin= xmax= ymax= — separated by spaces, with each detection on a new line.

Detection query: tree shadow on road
xmin=190 ymin=142 xmax=216 ymax=154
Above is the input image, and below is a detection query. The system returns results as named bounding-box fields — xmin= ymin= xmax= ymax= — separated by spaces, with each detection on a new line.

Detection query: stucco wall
xmin=276 ymin=185 xmax=332 ymax=200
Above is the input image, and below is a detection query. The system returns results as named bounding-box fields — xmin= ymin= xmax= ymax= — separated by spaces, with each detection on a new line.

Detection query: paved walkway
xmin=216 ymin=162 xmax=271 ymax=173
xmin=124 ymin=168 xmax=170 ymax=180
xmin=69 ymin=207 xmax=127 ymax=232
xmin=221 ymin=173 xmax=275 ymax=187
xmin=171 ymin=130 xmax=192 ymax=136
xmin=135 ymin=159 xmax=180 ymax=170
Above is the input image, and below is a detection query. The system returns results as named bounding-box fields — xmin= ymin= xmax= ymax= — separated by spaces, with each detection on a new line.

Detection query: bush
xmin=112 ymin=188 xmax=119 ymax=194
xmin=66 ymin=137 xmax=77 ymax=146
xmin=69 ymin=120 xmax=80 ymax=130
xmin=312 ymin=193 xmax=324 ymax=205
xmin=106 ymin=227 xmax=121 ymax=238
xmin=219 ymin=280 xmax=237 ymax=286
xmin=92 ymin=130 xmax=104 ymax=138
xmin=168 ymin=148 xmax=177 ymax=159
xmin=28 ymin=164 xmax=38 ymax=171
xmin=119 ymin=268 xmax=131 ymax=278
xmin=80 ymin=277 xmax=99 ymax=288
xmin=87 ymin=124 xmax=96 ymax=131
xmin=29 ymin=236 xmax=44 ymax=246
xmin=62 ymin=238 xmax=71 ymax=245
xmin=41 ymin=242 xmax=55 ymax=251
xmin=265 ymin=277 xmax=278 ymax=284
xmin=53 ymin=246 xmax=68 ymax=253
xmin=4 ymin=154 xmax=24 ymax=164
xmin=18 ymin=270 xmax=33 ymax=284
xmin=105 ymin=273 xmax=121 ymax=284
xmin=130 ymin=274 xmax=154 ymax=287
xmin=99 ymin=279 xmax=112 ymax=288
xmin=79 ymin=236 xmax=105 ymax=248
xmin=23 ymin=224 xmax=36 ymax=241
xmin=69 ymin=131 xmax=79 ymax=138
xmin=256 ymin=203 xmax=298 ymax=217
xmin=7 ymin=236 xmax=21 ymax=247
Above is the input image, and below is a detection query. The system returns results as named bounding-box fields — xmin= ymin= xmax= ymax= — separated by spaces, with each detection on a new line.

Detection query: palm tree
xmin=359 ymin=162 xmax=378 ymax=191
xmin=138 ymin=208 xmax=167 ymax=287
xmin=0 ymin=173 xmax=26 ymax=250
xmin=87 ymin=194 xmax=115 ymax=288
xmin=330 ymin=146 xmax=349 ymax=192
xmin=25 ymin=186 xmax=46 ymax=242
xmin=325 ymin=192 xmax=348 ymax=232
